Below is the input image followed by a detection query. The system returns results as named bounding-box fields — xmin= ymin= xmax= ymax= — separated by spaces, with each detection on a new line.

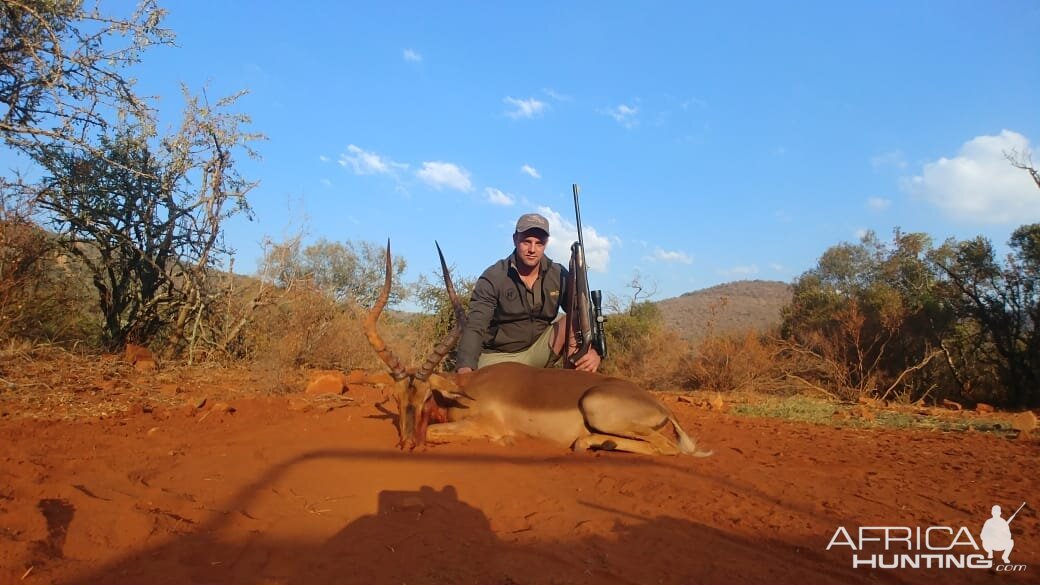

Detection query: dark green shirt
xmin=456 ymin=251 xmax=568 ymax=370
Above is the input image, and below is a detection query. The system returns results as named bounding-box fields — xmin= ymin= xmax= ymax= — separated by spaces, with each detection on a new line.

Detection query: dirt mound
xmin=0 ymin=360 xmax=1037 ymax=584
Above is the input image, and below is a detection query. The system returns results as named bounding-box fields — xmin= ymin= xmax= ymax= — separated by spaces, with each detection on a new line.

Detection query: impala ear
xmin=428 ymin=374 xmax=472 ymax=402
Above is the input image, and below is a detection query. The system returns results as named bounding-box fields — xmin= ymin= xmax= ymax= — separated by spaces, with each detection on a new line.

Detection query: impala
xmin=365 ymin=242 xmax=711 ymax=456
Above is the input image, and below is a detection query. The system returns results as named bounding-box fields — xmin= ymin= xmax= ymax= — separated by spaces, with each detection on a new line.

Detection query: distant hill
xmin=655 ymin=280 xmax=792 ymax=342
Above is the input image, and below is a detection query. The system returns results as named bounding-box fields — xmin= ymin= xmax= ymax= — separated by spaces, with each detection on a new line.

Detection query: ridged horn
xmin=363 ymin=239 xmax=408 ymax=381
xmin=415 ymin=241 xmax=466 ymax=380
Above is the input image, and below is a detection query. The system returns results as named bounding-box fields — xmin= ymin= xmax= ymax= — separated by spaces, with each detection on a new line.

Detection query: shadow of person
xmin=50 ymin=452 xmax=888 ymax=585
xmin=285 ymin=487 xmax=872 ymax=585
xmin=286 ymin=485 xmax=500 ymax=585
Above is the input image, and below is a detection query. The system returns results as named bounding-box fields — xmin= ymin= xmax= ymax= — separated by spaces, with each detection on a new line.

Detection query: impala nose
xmin=400 ymin=404 xmax=416 ymax=437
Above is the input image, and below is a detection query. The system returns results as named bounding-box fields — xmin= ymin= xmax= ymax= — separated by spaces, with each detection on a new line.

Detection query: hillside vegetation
xmin=655 ymin=280 xmax=792 ymax=343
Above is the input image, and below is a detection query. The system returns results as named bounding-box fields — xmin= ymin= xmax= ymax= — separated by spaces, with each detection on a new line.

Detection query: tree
xmin=32 ymin=89 xmax=262 ymax=351
xmin=782 ymin=230 xmax=945 ymax=401
xmin=260 ymin=237 xmax=408 ymax=309
xmin=1 ymin=0 xmax=173 ymax=154
xmin=928 ymin=225 xmax=1040 ymax=406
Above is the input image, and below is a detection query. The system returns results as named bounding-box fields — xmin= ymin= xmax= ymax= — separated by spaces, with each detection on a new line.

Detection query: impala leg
xmin=426 ymin=419 xmax=510 ymax=444
xmin=578 ymin=386 xmax=685 ymax=455
xmin=637 ymin=427 xmax=686 ymax=455
xmin=572 ymin=433 xmax=679 ymax=455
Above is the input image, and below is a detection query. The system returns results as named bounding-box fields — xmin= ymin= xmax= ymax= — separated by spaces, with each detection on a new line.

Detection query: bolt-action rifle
xmin=567 ymin=183 xmax=607 ymax=366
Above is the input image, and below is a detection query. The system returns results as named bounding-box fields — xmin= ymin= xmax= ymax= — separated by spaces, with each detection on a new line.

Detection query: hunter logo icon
xmin=981 ymin=502 xmax=1025 ymax=564
xmin=505 ymin=288 xmax=517 ymax=301
xmin=826 ymin=501 xmax=1029 ymax=571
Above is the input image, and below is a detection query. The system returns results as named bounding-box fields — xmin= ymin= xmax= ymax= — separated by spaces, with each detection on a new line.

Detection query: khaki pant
xmin=476 ymin=320 xmax=562 ymax=369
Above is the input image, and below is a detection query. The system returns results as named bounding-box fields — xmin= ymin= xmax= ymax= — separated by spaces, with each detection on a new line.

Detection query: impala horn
xmin=363 ymin=240 xmax=408 ymax=381
xmin=415 ymin=242 xmax=466 ymax=380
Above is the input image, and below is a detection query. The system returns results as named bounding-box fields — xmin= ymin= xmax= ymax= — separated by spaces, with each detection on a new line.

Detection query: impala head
xmin=365 ymin=241 xmax=468 ymax=450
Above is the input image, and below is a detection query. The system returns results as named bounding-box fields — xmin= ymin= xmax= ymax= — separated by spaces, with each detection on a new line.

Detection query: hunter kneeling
xmin=455 ymin=212 xmax=601 ymax=374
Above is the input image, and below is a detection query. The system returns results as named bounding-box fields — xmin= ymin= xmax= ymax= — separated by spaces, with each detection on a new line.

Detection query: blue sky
xmin=14 ymin=1 xmax=1040 ymax=307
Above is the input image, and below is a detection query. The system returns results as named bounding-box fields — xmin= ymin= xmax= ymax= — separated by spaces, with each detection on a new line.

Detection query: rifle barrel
xmin=572 ymin=184 xmax=585 ymax=252
xmin=572 ymin=184 xmax=593 ymax=299
xmin=1007 ymin=501 xmax=1027 ymax=524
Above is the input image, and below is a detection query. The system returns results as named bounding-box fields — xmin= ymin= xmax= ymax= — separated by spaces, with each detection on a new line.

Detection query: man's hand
xmin=456 ymin=367 xmax=474 ymax=374
xmin=572 ymin=348 xmax=601 ymax=373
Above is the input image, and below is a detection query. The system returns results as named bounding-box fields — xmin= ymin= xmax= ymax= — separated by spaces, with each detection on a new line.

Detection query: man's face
xmin=514 ymin=230 xmax=548 ymax=269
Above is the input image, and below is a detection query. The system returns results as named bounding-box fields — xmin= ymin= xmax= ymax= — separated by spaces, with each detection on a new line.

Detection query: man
xmin=981 ymin=504 xmax=1015 ymax=564
xmin=455 ymin=213 xmax=601 ymax=374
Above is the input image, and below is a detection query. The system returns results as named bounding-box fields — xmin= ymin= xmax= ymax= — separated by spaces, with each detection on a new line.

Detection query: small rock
xmin=158 ymin=384 xmax=180 ymax=397
xmin=975 ymin=403 xmax=995 ymax=414
xmin=193 ymin=396 xmax=208 ymax=410
xmin=125 ymin=403 xmax=153 ymax=416
xmin=1010 ymin=411 xmax=1037 ymax=437
xmin=134 ymin=359 xmax=157 ymax=373
xmin=147 ymin=426 xmax=161 ymax=437
xmin=306 ymin=372 xmax=348 ymax=395
xmin=124 ymin=343 xmax=154 ymax=364
xmin=710 ymin=393 xmax=726 ymax=412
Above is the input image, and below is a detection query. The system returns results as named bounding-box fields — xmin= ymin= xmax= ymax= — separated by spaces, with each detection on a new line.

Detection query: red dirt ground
xmin=0 ymin=359 xmax=1037 ymax=584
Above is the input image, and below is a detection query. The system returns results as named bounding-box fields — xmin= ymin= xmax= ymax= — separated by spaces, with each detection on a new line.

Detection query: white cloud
xmin=504 ymin=96 xmax=547 ymax=119
xmin=320 ymin=178 xmax=332 ymax=187
xmin=769 ymin=263 xmax=784 ymax=272
xmin=904 ymin=130 xmax=1040 ymax=223
xmin=520 ymin=164 xmax=541 ymax=179
xmin=318 ymin=155 xmax=329 ymax=163
xmin=867 ymin=197 xmax=892 ymax=211
xmin=403 ymin=48 xmax=422 ymax=62
xmin=485 ymin=187 xmax=515 ymax=206
xmin=543 ymin=88 xmax=572 ymax=102
xmin=338 ymin=144 xmax=408 ymax=175
xmin=605 ymin=104 xmax=639 ymax=128
xmin=872 ymin=150 xmax=908 ymax=169
xmin=536 ymin=206 xmax=611 ymax=272
xmin=417 ymin=161 xmax=473 ymax=192
xmin=651 ymin=248 xmax=693 ymax=264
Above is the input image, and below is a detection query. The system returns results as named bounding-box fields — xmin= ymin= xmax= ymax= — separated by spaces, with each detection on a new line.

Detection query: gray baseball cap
xmin=515 ymin=213 xmax=550 ymax=235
